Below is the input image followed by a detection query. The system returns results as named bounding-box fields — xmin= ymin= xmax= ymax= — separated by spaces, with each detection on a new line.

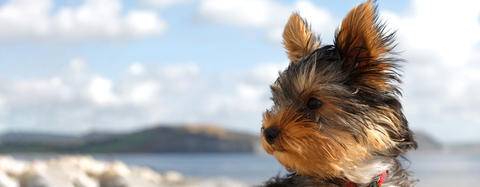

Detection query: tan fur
xmin=262 ymin=73 xmax=409 ymax=182
xmin=337 ymin=0 xmax=385 ymax=59
xmin=283 ymin=13 xmax=320 ymax=64
xmin=262 ymin=108 xmax=372 ymax=179
xmin=336 ymin=0 xmax=393 ymax=91
xmin=261 ymin=1 xmax=416 ymax=186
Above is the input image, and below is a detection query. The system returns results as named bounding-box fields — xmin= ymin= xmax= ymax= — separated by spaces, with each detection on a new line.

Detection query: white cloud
xmin=381 ymin=0 xmax=480 ymax=142
xmin=141 ymin=0 xmax=193 ymax=8
xmin=0 ymin=0 xmax=166 ymax=40
xmin=0 ymin=0 xmax=478 ymax=143
xmin=128 ymin=81 xmax=159 ymax=104
xmin=197 ymin=0 xmax=480 ymax=142
xmin=125 ymin=10 xmax=165 ymax=36
xmin=198 ymin=0 xmax=335 ymax=41
xmin=87 ymin=76 xmax=117 ymax=106
xmin=128 ymin=63 xmax=146 ymax=76
xmin=0 ymin=58 xmax=286 ymax=133
xmin=199 ymin=0 xmax=280 ymax=28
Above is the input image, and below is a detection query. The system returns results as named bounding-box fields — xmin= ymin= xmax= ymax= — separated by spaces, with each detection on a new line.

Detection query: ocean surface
xmin=12 ymin=152 xmax=480 ymax=187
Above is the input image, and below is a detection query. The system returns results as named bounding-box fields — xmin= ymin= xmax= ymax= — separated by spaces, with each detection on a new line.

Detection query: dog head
xmin=261 ymin=0 xmax=416 ymax=180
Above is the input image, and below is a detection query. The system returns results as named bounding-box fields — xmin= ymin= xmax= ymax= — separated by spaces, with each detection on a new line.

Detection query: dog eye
xmin=307 ymin=98 xmax=323 ymax=110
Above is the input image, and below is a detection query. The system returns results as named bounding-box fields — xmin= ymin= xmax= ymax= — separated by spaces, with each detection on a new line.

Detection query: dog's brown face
xmin=261 ymin=1 xmax=416 ymax=179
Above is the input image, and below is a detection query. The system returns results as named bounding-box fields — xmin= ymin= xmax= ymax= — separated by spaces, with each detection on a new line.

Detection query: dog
xmin=260 ymin=1 xmax=417 ymax=186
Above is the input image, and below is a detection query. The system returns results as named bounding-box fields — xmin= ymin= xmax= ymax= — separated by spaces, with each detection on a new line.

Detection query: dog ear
xmin=335 ymin=0 xmax=397 ymax=92
xmin=283 ymin=13 xmax=320 ymax=64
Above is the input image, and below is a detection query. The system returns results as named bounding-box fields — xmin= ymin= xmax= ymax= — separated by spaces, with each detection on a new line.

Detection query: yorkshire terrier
xmin=260 ymin=1 xmax=417 ymax=186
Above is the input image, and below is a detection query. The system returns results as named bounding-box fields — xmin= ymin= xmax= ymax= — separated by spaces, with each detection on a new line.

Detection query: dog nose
xmin=263 ymin=127 xmax=280 ymax=144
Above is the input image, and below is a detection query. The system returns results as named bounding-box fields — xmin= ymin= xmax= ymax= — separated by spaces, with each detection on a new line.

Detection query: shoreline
xmin=0 ymin=155 xmax=248 ymax=187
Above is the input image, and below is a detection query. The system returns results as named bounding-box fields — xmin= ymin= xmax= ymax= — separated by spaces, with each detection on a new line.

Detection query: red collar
xmin=345 ymin=170 xmax=388 ymax=187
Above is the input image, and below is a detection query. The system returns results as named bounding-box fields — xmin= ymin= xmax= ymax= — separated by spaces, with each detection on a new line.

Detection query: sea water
xmin=12 ymin=152 xmax=480 ymax=187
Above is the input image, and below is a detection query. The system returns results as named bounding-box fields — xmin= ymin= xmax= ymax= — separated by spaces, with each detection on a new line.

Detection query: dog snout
xmin=263 ymin=127 xmax=280 ymax=145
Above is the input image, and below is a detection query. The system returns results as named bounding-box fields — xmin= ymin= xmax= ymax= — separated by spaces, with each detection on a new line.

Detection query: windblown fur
xmin=260 ymin=1 xmax=417 ymax=186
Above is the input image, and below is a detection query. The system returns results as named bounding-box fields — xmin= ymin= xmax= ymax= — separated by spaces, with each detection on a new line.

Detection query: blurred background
xmin=0 ymin=0 xmax=478 ymax=186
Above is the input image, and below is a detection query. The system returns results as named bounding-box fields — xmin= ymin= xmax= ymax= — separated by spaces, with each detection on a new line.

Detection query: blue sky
xmin=0 ymin=0 xmax=478 ymax=143
xmin=0 ymin=0 xmax=409 ymax=79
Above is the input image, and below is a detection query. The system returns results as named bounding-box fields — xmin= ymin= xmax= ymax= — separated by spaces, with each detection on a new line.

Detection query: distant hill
xmin=0 ymin=125 xmax=259 ymax=153
xmin=0 ymin=132 xmax=82 ymax=145
xmin=0 ymin=126 xmax=474 ymax=154
xmin=413 ymin=131 xmax=443 ymax=151
xmin=73 ymin=125 xmax=258 ymax=153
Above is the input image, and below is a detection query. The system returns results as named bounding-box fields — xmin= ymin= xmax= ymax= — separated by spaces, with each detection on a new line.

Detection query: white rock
xmin=164 ymin=171 xmax=184 ymax=182
xmin=0 ymin=156 xmax=26 ymax=177
xmin=0 ymin=155 xmax=247 ymax=187
xmin=0 ymin=171 xmax=18 ymax=187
